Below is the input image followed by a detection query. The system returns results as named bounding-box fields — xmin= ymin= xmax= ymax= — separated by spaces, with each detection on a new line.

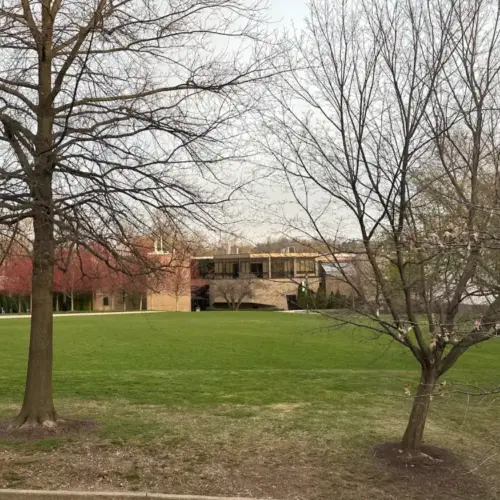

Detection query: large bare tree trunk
xmin=0 ymin=0 xmax=271 ymax=428
xmin=70 ymin=292 xmax=74 ymax=312
xmin=14 ymin=9 xmax=57 ymax=426
xmin=401 ymin=367 xmax=437 ymax=454
xmin=14 ymin=176 xmax=56 ymax=427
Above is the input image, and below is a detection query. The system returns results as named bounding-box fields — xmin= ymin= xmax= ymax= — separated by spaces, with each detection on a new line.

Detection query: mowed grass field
xmin=0 ymin=311 xmax=499 ymax=499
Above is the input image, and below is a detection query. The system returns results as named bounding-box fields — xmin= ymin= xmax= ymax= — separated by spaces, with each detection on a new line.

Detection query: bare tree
xmin=165 ymin=264 xmax=191 ymax=311
xmin=211 ymin=273 xmax=262 ymax=310
xmin=265 ymin=0 xmax=500 ymax=456
xmin=0 ymin=0 xmax=272 ymax=428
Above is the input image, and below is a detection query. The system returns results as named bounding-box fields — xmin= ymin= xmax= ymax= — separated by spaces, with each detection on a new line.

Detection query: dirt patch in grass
xmin=268 ymin=403 xmax=303 ymax=412
xmin=0 ymin=419 xmax=97 ymax=441
xmin=370 ymin=441 xmax=494 ymax=500
xmin=0 ymin=433 xmax=495 ymax=500
xmin=0 ymin=402 xmax=497 ymax=500
xmin=373 ymin=441 xmax=461 ymax=468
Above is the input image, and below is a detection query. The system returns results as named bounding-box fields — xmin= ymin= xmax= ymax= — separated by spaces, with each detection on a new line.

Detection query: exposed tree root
xmin=11 ymin=409 xmax=57 ymax=429
xmin=373 ymin=441 xmax=457 ymax=469
xmin=1 ymin=417 xmax=95 ymax=441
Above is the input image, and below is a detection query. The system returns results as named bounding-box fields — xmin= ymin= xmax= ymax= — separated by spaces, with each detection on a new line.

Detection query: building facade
xmin=191 ymin=252 xmax=358 ymax=310
xmin=0 ymin=240 xmax=359 ymax=313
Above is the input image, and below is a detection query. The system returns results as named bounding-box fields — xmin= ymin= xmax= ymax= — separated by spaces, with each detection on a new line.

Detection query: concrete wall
xmin=323 ymin=277 xmax=356 ymax=297
xmin=147 ymin=291 xmax=191 ymax=312
xmin=210 ymin=278 xmax=322 ymax=310
xmin=92 ymin=289 xmax=190 ymax=312
xmin=146 ymin=258 xmax=192 ymax=312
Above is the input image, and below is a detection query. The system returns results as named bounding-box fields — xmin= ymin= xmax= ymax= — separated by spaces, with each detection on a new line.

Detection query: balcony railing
xmin=270 ymin=271 xmax=294 ymax=279
xmin=211 ymin=272 xmax=267 ymax=280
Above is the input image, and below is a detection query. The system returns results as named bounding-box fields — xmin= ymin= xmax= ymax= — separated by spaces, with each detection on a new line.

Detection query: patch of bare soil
xmin=370 ymin=441 xmax=495 ymax=500
xmin=0 ymin=419 xmax=97 ymax=441
xmin=373 ymin=441 xmax=461 ymax=468
xmin=0 ymin=436 xmax=496 ymax=500
xmin=268 ymin=403 xmax=303 ymax=412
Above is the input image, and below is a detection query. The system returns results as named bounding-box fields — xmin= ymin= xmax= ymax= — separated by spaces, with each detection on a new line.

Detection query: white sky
xmin=238 ymin=0 xmax=308 ymax=245
xmin=238 ymin=0 xmax=360 ymax=245
xmin=270 ymin=0 xmax=308 ymax=26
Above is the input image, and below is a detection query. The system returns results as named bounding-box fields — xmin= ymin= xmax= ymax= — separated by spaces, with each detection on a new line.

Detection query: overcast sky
xmin=236 ymin=0 xmax=308 ymax=244
xmin=270 ymin=0 xmax=308 ymax=26
xmin=233 ymin=1 xmax=361 ymax=245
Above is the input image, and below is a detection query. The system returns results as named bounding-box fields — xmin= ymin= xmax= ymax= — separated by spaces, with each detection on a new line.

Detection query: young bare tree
xmin=0 ymin=0 xmax=272 ymax=428
xmin=265 ymin=0 xmax=500 ymax=456
xmin=165 ymin=265 xmax=191 ymax=311
xmin=211 ymin=273 xmax=262 ymax=310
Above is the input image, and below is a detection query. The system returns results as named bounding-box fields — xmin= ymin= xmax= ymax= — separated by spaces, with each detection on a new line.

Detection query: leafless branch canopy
xmin=265 ymin=0 xmax=500 ymax=375
xmin=0 ymin=0 xmax=273 ymax=265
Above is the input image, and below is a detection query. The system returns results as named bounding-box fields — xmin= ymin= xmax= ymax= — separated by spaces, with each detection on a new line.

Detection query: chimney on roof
xmin=236 ymin=247 xmax=239 ymax=255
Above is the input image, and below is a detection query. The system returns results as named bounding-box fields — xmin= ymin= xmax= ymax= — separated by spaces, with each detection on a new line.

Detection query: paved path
xmin=0 ymin=311 xmax=165 ymax=319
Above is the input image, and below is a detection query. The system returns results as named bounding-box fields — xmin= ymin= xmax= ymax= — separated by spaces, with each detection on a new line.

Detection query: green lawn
xmin=0 ymin=312 xmax=498 ymax=499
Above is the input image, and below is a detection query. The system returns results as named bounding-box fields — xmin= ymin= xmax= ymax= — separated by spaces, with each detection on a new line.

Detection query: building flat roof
xmin=191 ymin=253 xmax=357 ymax=261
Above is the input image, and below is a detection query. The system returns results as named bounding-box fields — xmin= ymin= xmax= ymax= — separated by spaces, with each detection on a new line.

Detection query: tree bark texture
xmin=14 ymin=175 xmax=56 ymax=426
xmin=14 ymin=8 xmax=57 ymax=426
xmin=401 ymin=367 xmax=437 ymax=454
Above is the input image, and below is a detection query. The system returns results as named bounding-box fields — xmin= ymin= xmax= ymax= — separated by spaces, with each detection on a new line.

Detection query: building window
xmin=196 ymin=259 xmax=215 ymax=278
xmin=213 ymin=260 xmax=267 ymax=279
xmin=240 ymin=261 xmax=251 ymax=275
xmin=231 ymin=262 xmax=239 ymax=278
xmin=250 ymin=262 xmax=264 ymax=278
xmin=103 ymin=296 xmax=109 ymax=306
xmin=214 ymin=261 xmax=240 ymax=278
xmin=215 ymin=261 xmax=223 ymax=276
xmin=271 ymin=259 xmax=294 ymax=278
xmin=296 ymin=259 xmax=316 ymax=275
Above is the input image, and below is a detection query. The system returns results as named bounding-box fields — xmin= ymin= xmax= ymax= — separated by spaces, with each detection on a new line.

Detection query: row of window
xmin=214 ymin=260 xmax=268 ymax=278
xmin=296 ymin=259 xmax=316 ymax=274
xmin=196 ymin=259 xmax=317 ymax=279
